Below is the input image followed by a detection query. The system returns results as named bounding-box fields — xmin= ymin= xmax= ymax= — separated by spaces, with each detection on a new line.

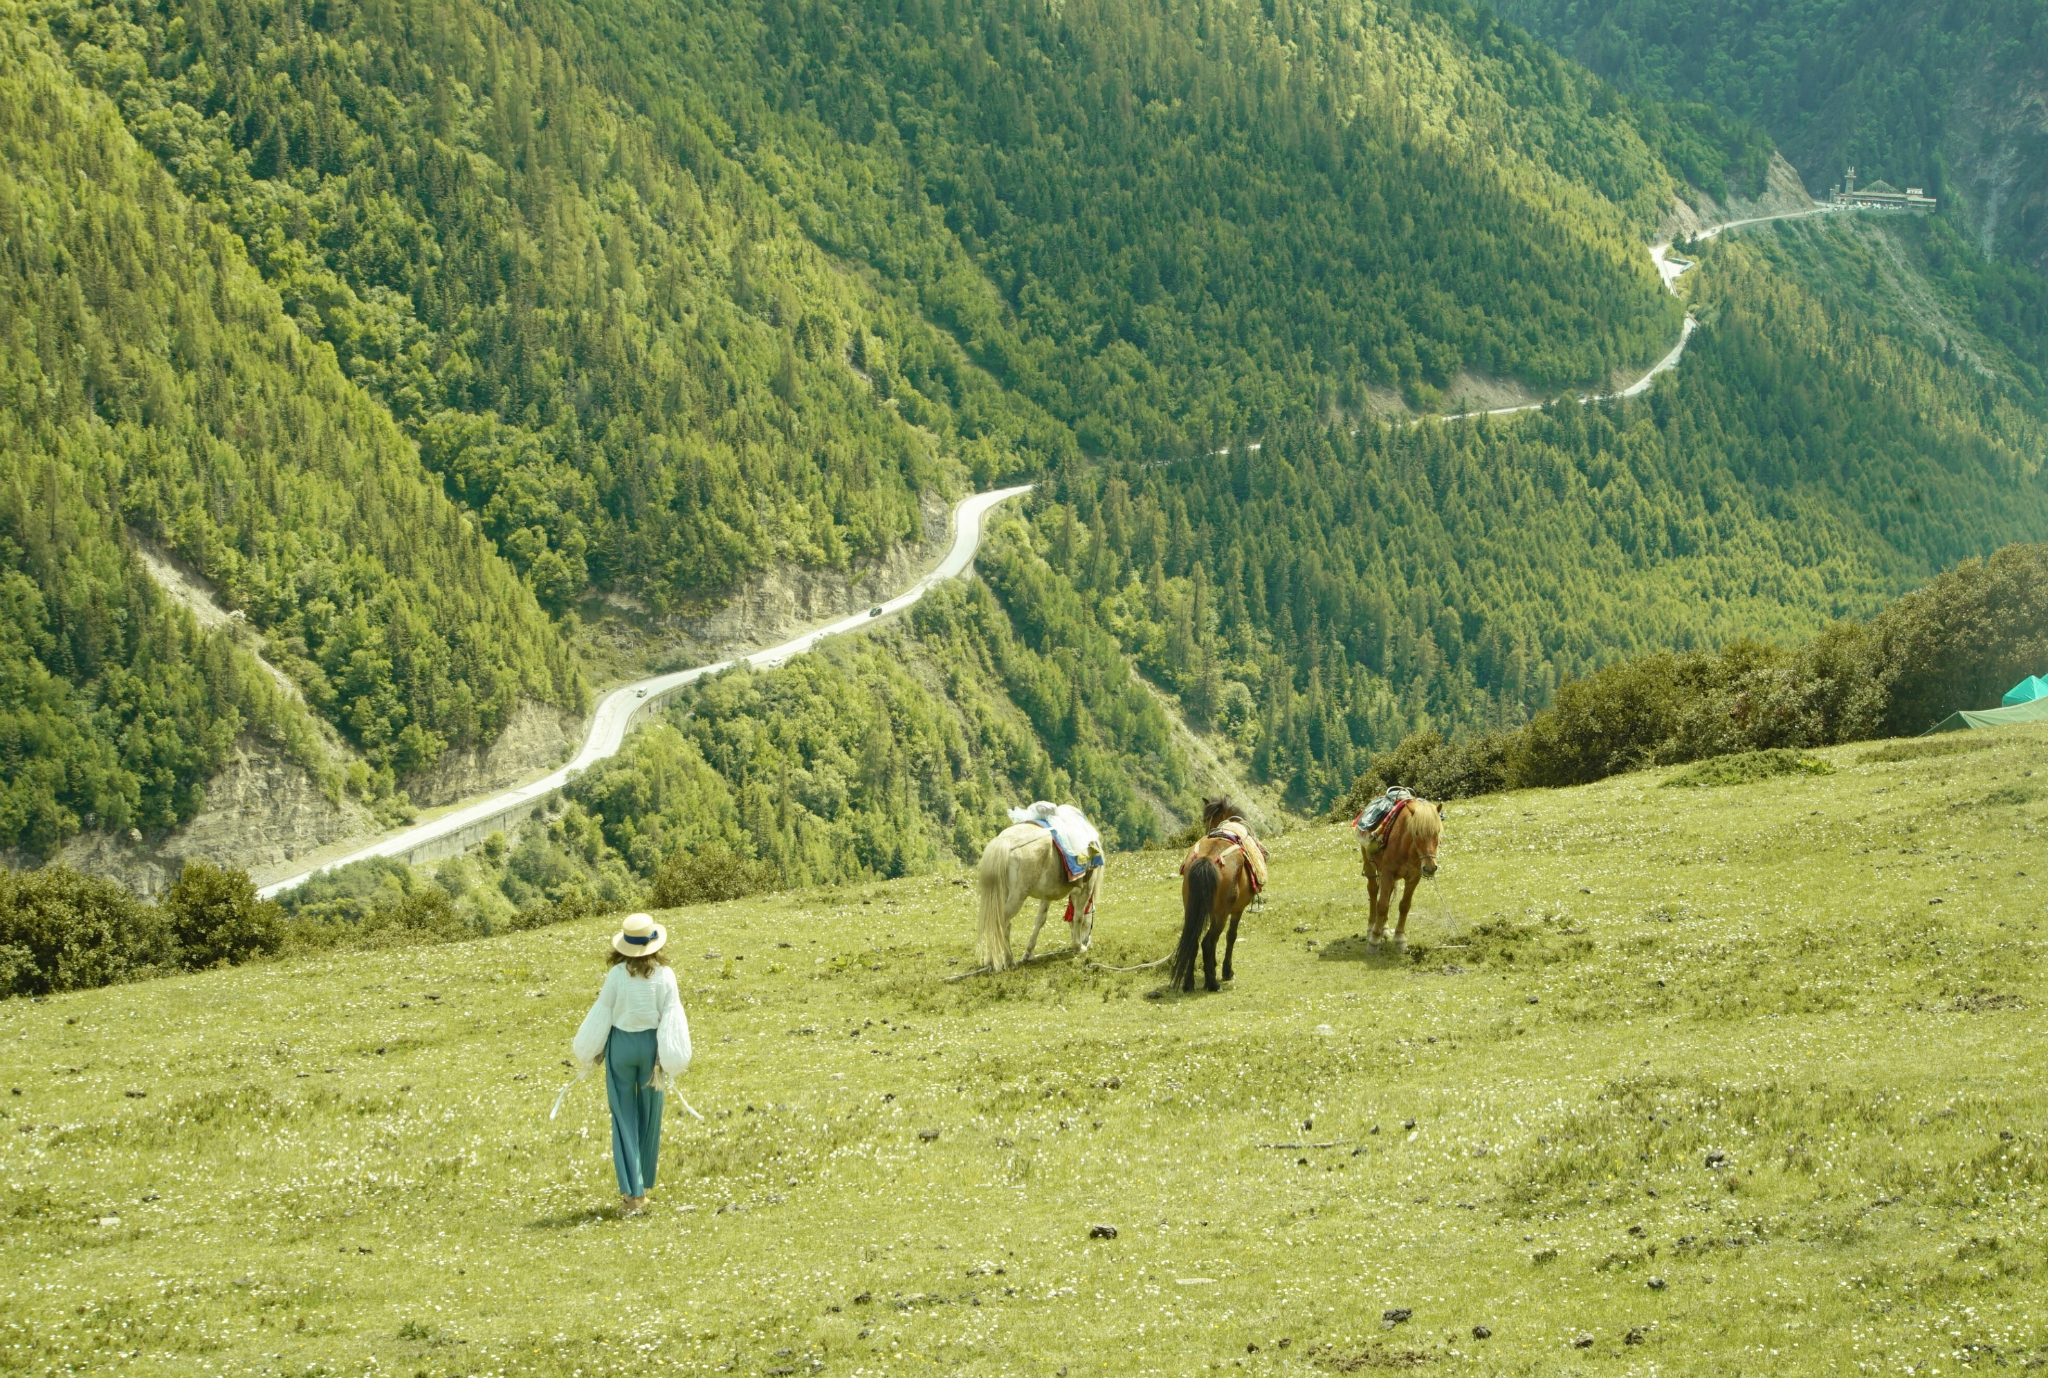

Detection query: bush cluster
xmin=3 ymin=849 xmax=619 ymax=1000
xmin=648 ymin=842 xmax=784 ymax=910
xmin=0 ymin=862 xmax=282 ymax=998
xmin=1338 ymin=543 xmax=2048 ymax=813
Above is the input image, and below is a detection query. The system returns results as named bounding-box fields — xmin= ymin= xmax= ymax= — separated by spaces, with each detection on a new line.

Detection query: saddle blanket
xmin=1353 ymin=786 xmax=1416 ymax=840
xmin=1188 ymin=818 xmax=1269 ymax=892
xmin=1009 ymin=802 xmax=1104 ymax=883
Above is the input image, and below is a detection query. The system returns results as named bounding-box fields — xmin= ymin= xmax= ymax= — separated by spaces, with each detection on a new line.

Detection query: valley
xmin=254 ymin=486 xmax=1036 ymax=898
xmin=7 ymin=0 xmax=2048 ymax=897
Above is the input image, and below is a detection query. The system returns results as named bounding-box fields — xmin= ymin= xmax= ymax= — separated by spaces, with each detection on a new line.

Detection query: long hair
xmin=976 ymin=832 xmax=1015 ymax=971
xmin=608 ymin=949 xmax=672 ymax=978
xmin=1071 ymin=862 xmax=1105 ymax=949
xmin=1173 ymin=855 xmax=1220 ymax=989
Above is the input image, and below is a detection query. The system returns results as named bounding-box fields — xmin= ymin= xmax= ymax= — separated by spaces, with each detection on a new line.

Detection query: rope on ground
xmin=1428 ymin=871 xmax=1462 ymax=939
xmin=1084 ymin=955 xmax=1173 ymax=973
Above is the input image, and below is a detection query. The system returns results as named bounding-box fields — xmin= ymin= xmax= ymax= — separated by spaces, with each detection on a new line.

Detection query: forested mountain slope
xmin=557 ymin=0 xmax=1692 ymax=433
xmin=42 ymin=0 xmax=1006 ymax=609
xmin=0 ymin=16 xmax=574 ymax=854
xmin=1500 ymin=0 xmax=2048 ymax=269
xmin=1059 ymin=219 xmax=2048 ymax=808
xmin=4 ymin=0 xmax=1702 ymax=870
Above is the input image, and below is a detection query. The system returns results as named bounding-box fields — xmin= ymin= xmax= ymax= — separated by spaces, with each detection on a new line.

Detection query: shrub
xmin=288 ymin=883 xmax=479 ymax=953
xmin=275 ymin=856 xmax=415 ymax=925
xmin=648 ymin=841 xmax=783 ymax=909
xmin=1333 ymin=543 xmax=2048 ymax=810
xmin=163 ymin=862 xmax=286 ymax=968
xmin=1871 ymin=545 xmax=2048 ymax=736
xmin=1509 ymin=653 xmax=1707 ymax=788
xmin=1332 ymin=729 xmax=1514 ymax=819
xmin=1660 ymin=749 xmax=1835 ymax=788
xmin=0 ymin=866 xmax=176 ymax=997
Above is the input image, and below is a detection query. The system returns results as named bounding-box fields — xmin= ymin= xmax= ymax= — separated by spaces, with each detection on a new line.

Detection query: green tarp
xmin=2003 ymin=674 xmax=2048 ymax=707
xmin=1929 ymin=697 xmax=2048 ymax=733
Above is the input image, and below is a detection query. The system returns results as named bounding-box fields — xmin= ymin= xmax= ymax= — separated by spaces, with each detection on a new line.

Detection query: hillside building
xmin=1830 ymin=168 xmax=1936 ymax=213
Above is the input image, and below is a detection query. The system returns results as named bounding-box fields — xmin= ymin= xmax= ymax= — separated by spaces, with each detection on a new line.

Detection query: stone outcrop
xmin=32 ymin=738 xmax=374 ymax=898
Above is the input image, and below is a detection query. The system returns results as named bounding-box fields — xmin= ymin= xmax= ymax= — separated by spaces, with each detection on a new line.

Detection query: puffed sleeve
xmin=654 ymin=966 xmax=692 ymax=1084
xmin=571 ymin=967 xmax=617 ymax=1069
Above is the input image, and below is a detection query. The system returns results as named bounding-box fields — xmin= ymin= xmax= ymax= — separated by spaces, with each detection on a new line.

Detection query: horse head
xmin=1414 ymin=801 xmax=1443 ymax=877
xmin=1201 ymin=795 xmax=1244 ymax=831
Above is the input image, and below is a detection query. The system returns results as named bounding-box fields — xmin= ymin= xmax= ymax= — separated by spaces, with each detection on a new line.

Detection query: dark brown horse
xmin=1171 ymin=797 xmax=1266 ymax=993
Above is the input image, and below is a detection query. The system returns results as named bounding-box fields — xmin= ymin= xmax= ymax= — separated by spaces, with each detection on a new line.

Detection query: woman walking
xmin=572 ymin=913 xmax=693 ymax=1215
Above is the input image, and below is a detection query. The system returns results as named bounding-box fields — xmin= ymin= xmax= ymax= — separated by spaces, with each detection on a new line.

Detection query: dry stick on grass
xmin=1259 ymin=1141 xmax=1347 ymax=1150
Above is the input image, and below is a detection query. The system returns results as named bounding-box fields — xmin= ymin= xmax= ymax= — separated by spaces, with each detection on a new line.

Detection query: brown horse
xmin=1360 ymin=799 xmax=1442 ymax=950
xmin=1171 ymin=798 xmax=1265 ymax=993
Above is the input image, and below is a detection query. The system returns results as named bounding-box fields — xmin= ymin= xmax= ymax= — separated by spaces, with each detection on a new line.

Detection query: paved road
xmin=257 ymin=484 xmax=1035 ymax=899
xmin=1429 ymin=204 xmax=1843 ymax=424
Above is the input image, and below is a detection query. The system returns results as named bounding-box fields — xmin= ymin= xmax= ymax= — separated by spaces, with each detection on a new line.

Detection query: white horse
xmin=975 ymin=823 xmax=1104 ymax=972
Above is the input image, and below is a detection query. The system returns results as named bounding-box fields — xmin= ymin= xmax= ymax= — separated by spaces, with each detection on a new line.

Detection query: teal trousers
xmin=604 ymin=1027 xmax=663 ymax=1196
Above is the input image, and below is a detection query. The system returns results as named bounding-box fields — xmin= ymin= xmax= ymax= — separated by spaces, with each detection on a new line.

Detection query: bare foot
xmin=621 ymin=1195 xmax=646 ymax=1215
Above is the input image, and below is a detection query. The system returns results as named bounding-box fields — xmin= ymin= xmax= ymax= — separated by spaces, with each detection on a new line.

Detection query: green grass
xmin=1862 ymin=737 xmax=1999 ymax=765
xmin=5 ymin=729 xmax=2048 ymax=1375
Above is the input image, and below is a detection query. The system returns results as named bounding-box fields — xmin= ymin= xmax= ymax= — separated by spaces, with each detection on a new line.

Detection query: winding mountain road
xmin=255 ymin=206 xmax=1865 ymax=899
xmin=1431 ymin=203 xmax=1845 ymax=424
xmin=257 ymin=484 xmax=1035 ymax=899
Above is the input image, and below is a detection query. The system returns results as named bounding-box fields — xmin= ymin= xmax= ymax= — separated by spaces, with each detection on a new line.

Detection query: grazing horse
xmin=1360 ymin=799 xmax=1442 ymax=950
xmin=1171 ymin=797 xmax=1265 ymax=993
xmin=976 ymin=824 xmax=1103 ymax=972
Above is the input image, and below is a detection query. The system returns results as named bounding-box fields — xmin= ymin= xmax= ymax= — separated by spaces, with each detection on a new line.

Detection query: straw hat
xmin=612 ymin=912 xmax=667 ymax=958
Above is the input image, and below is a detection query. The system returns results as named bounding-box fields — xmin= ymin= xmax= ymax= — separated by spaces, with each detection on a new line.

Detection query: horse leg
xmin=1201 ymin=910 xmax=1223 ymax=992
xmin=1394 ymin=875 xmax=1417 ymax=951
xmin=1021 ymin=898 xmax=1053 ymax=962
xmin=1366 ymin=873 xmax=1385 ymax=947
xmin=1222 ymin=909 xmax=1243 ymax=983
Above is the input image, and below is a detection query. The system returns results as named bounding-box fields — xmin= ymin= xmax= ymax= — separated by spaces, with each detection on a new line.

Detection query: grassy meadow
xmin=5 ymin=727 xmax=2047 ymax=1376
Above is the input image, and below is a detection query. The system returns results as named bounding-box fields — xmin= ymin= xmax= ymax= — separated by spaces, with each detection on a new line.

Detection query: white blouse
xmin=572 ymin=963 xmax=693 ymax=1088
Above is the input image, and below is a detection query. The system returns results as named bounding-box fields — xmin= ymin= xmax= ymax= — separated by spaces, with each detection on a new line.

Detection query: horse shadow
xmin=1315 ymin=933 xmax=1413 ymax=965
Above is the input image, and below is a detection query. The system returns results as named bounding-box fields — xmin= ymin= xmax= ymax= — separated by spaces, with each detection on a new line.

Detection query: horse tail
xmin=976 ymin=837 xmax=1014 ymax=972
xmin=1073 ymin=862 xmax=1104 ymax=948
xmin=1173 ymin=856 xmax=1219 ymax=989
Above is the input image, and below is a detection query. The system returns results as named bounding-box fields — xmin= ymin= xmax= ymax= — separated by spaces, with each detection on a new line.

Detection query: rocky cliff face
xmin=581 ymin=488 xmax=955 ymax=672
xmin=1942 ymin=62 xmax=2048 ymax=269
xmin=27 ymin=738 xmax=375 ymax=897
xmin=406 ymin=700 xmax=580 ymax=810
xmin=1659 ymin=153 xmax=1816 ymax=243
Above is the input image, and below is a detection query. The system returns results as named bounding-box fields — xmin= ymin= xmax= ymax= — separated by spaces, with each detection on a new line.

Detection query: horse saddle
xmin=1194 ymin=820 xmax=1268 ymax=892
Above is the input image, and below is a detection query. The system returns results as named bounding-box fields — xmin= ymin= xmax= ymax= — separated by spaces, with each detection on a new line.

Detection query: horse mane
xmin=1396 ymin=798 xmax=1442 ymax=849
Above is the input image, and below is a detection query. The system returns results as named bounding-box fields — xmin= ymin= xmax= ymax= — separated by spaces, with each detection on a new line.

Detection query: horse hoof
xmin=1393 ymin=939 xmax=1407 ymax=954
